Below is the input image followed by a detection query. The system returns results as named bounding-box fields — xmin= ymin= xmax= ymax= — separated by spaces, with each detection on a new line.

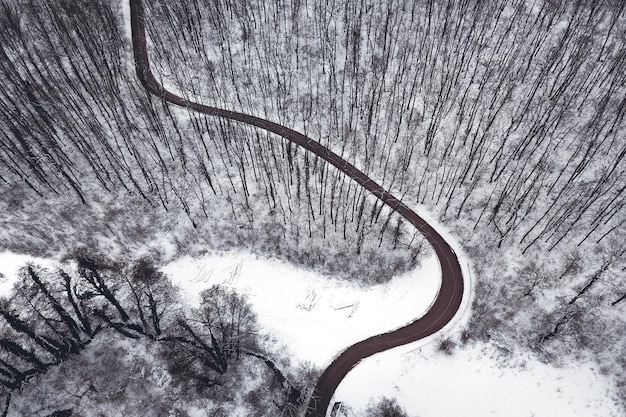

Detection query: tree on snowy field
xmin=0 ymin=265 xmax=103 ymax=393
xmin=72 ymin=255 xmax=181 ymax=340
xmin=157 ymin=284 xmax=304 ymax=414
xmin=364 ymin=397 xmax=411 ymax=417
xmin=160 ymin=285 xmax=259 ymax=391
xmin=196 ymin=285 xmax=259 ymax=359
xmin=67 ymin=254 xmax=182 ymax=342
xmin=125 ymin=258 xmax=181 ymax=338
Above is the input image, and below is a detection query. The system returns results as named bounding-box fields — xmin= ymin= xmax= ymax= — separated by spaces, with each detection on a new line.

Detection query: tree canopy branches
xmin=0 ymin=257 xmax=300 ymax=416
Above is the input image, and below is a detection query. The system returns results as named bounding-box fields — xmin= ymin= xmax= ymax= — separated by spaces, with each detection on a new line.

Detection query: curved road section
xmin=129 ymin=1 xmax=464 ymax=415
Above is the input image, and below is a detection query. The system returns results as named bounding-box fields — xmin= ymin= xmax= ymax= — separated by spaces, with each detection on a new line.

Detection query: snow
xmin=162 ymin=251 xmax=441 ymax=365
xmin=0 ymin=250 xmax=621 ymax=417
xmin=119 ymin=0 xmax=132 ymax=44
xmin=0 ymin=251 xmax=58 ymax=297
xmin=333 ymin=342 xmax=623 ymax=417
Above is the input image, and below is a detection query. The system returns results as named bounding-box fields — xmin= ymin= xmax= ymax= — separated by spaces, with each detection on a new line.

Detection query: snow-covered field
xmin=162 ymin=251 xmax=441 ymax=365
xmin=0 ymin=250 xmax=621 ymax=417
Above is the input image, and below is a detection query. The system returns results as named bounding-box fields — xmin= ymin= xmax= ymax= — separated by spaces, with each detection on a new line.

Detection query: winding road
xmin=129 ymin=1 xmax=465 ymax=415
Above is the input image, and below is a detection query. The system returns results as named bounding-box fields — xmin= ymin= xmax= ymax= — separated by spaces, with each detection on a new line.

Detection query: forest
xmin=0 ymin=0 xmax=625 ymax=415
xmin=0 ymin=255 xmax=312 ymax=416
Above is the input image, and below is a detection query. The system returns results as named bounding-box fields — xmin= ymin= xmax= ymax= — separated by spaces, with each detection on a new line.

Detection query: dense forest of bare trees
xmin=0 ymin=0 xmax=424 ymax=283
xmin=145 ymin=0 xmax=626 ymax=254
xmin=0 ymin=0 xmax=625 ymax=411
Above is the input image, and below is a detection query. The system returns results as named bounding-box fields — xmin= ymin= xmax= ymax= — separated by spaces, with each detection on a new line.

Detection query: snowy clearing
xmin=333 ymin=341 xmax=623 ymax=417
xmin=162 ymin=251 xmax=441 ymax=365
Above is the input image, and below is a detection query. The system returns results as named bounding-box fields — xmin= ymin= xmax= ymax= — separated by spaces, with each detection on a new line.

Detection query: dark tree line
xmin=0 ymin=257 xmax=175 ymax=394
xmin=0 ymin=257 xmax=301 ymax=416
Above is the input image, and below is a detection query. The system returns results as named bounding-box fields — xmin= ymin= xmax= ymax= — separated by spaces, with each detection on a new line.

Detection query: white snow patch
xmin=0 ymin=252 xmax=58 ymax=297
xmin=333 ymin=342 xmax=622 ymax=417
xmin=119 ymin=0 xmax=132 ymax=43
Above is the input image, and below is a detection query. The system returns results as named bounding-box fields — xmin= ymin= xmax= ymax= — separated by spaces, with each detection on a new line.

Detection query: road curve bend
xmin=129 ymin=1 xmax=465 ymax=416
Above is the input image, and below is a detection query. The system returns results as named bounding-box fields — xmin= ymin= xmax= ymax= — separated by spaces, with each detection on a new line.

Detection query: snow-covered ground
xmin=0 ymin=250 xmax=621 ymax=417
xmin=0 ymin=251 xmax=58 ymax=297
xmin=162 ymin=251 xmax=441 ymax=365
xmin=334 ymin=342 xmax=622 ymax=417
